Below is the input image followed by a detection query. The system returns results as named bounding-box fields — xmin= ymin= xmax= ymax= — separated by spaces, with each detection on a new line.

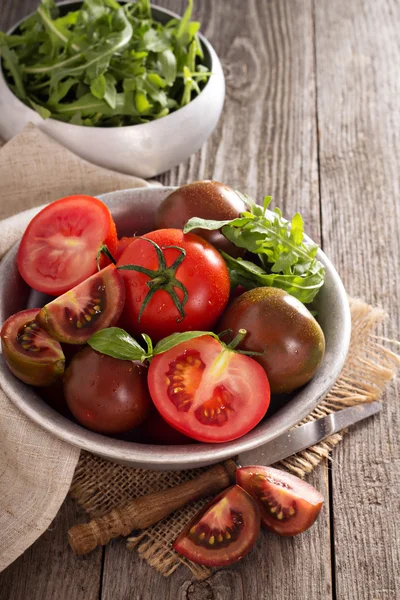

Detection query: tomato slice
xmin=1 ymin=308 xmax=65 ymax=386
xmin=17 ymin=195 xmax=117 ymax=296
xmin=173 ymin=485 xmax=260 ymax=566
xmin=236 ymin=466 xmax=324 ymax=536
xmin=147 ymin=336 xmax=270 ymax=443
xmin=36 ymin=264 xmax=125 ymax=344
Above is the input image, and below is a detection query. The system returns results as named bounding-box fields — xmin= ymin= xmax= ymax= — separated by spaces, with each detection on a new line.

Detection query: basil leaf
xmin=88 ymin=327 xmax=148 ymax=361
xmin=153 ymin=331 xmax=218 ymax=355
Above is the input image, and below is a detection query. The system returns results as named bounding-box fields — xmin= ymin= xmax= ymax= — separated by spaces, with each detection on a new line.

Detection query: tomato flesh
xmin=173 ymin=485 xmax=260 ymax=566
xmin=236 ymin=466 xmax=324 ymax=536
xmin=17 ymin=195 xmax=117 ymax=295
xmin=117 ymin=229 xmax=230 ymax=342
xmin=36 ymin=264 xmax=125 ymax=344
xmin=1 ymin=308 xmax=65 ymax=386
xmin=148 ymin=336 xmax=270 ymax=443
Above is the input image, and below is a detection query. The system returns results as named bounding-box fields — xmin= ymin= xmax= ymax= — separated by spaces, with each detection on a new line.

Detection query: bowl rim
xmin=1 ymin=0 xmax=220 ymax=132
xmin=0 ymin=186 xmax=352 ymax=469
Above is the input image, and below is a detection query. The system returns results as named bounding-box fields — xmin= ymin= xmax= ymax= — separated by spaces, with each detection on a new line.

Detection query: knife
xmin=68 ymin=402 xmax=381 ymax=555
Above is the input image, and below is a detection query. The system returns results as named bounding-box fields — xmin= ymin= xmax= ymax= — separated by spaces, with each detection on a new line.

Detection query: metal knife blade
xmin=238 ymin=402 xmax=382 ymax=467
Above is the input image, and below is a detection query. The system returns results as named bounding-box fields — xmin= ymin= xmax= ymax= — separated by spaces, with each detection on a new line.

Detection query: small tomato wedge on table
xmin=17 ymin=195 xmax=117 ymax=295
xmin=236 ymin=466 xmax=324 ymax=536
xmin=173 ymin=485 xmax=261 ymax=567
xmin=147 ymin=335 xmax=270 ymax=443
xmin=1 ymin=309 xmax=65 ymax=386
xmin=117 ymin=229 xmax=230 ymax=342
xmin=36 ymin=264 xmax=125 ymax=344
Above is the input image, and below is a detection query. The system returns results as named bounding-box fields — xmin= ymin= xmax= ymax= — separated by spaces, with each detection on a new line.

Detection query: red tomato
xmin=17 ymin=195 xmax=117 ymax=296
xmin=236 ymin=466 xmax=324 ymax=536
xmin=115 ymin=236 xmax=136 ymax=262
xmin=147 ymin=336 xmax=270 ymax=443
xmin=140 ymin=407 xmax=194 ymax=444
xmin=117 ymin=229 xmax=230 ymax=341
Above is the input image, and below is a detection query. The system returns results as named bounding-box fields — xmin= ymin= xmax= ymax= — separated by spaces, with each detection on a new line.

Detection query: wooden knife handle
xmin=68 ymin=459 xmax=237 ymax=556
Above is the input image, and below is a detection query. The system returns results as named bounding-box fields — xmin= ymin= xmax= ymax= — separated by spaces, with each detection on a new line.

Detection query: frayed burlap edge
xmin=69 ymin=297 xmax=400 ymax=580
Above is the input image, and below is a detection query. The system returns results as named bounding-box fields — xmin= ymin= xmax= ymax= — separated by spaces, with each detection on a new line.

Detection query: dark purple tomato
xmin=218 ymin=287 xmax=325 ymax=394
xmin=64 ymin=347 xmax=152 ymax=435
xmin=155 ymin=181 xmax=246 ymax=257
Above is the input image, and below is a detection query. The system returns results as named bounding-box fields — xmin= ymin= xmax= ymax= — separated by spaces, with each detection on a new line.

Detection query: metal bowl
xmin=0 ymin=187 xmax=351 ymax=470
xmin=0 ymin=3 xmax=225 ymax=178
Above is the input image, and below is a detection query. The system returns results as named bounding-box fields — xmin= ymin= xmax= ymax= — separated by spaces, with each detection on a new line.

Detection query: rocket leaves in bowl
xmin=0 ymin=0 xmax=210 ymax=126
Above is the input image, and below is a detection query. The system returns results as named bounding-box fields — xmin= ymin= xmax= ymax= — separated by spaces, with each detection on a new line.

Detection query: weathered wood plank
xmin=315 ymin=0 xmax=400 ymax=598
xmin=0 ymin=497 xmax=102 ymax=600
xmin=0 ymin=1 xmax=332 ymax=599
xmin=102 ymin=0 xmax=332 ymax=598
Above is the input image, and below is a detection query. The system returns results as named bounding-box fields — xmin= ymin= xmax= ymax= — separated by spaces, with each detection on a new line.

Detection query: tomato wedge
xmin=236 ymin=466 xmax=324 ymax=536
xmin=17 ymin=195 xmax=117 ymax=296
xmin=173 ymin=485 xmax=260 ymax=566
xmin=147 ymin=336 xmax=270 ymax=443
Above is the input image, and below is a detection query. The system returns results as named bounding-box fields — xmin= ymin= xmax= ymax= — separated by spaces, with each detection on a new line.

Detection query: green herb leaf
xmin=184 ymin=199 xmax=325 ymax=304
xmin=153 ymin=331 xmax=218 ymax=355
xmin=88 ymin=327 xmax=150 ymax=361
xmin=0 ymin=0 xmax=209 ymax=126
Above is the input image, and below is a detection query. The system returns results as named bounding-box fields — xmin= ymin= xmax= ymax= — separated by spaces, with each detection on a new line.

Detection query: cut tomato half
xmin=1 ymin=308 xmax=65 ymax=386
xmin=147 ymin=336 xmax=270 ymax=443
xmin=36 ymin=265 xmax=125 ymax=344
xmin=236 ymin=466 xmax=324 ymax=536
xmin=173 ymin=485 xmax=261 ymax=567
xmin=17 ymin=195 xmax=117 ymax=295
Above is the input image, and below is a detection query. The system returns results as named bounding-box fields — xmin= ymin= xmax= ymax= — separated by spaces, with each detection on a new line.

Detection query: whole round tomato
xmin=147 ymin=335 xmax=270 ymax=443
xmin=218 ymin=287 xmax=325 ymax=394
xmin=17 ymin=195 xmax=117 ymax=296
xmin=155 ymin=181 xmax=246 ymax=256
xmin=117 ymin=229 xmax=230 ymax=341
xmin=64 ymin=347 xmax=152 ymax=435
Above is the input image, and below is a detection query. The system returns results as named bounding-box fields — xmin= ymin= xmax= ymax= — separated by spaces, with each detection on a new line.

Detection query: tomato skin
xmin=17 ymin=195 xmax=117 ymax=296
xmin=115 ymin=236 xmax=136 ymax=262
xmin=1 ymin=308 xmax=65 ymax=387
xmin=117 ymin=229 xmax=230 ymax=342
xmin=155 ymin=181 xmax=246 ymax=257
xmin=64 ymin=347 xmax=152 ymax=435
xmin=140 ymin=407 xmax=194 ymax=444
xmin=147 ymin=336 xmax=270 ymax=443
xmin=173 ymin=485 xmax=261 ymax=566
xmin=236 ymin=466 xmax=324 ymax=536
xmin=218 ymin=287 xmax=325 ymax=394
xmin=36 ymin=264 xmax=125 ymax=344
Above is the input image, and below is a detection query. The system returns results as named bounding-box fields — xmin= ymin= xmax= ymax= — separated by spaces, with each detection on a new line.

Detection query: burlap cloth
xmin=0 ymin=124 xmax=399 ymax=578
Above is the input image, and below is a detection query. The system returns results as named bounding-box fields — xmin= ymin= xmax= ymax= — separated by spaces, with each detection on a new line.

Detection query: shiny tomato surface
xmin=117 ymin=229 xmax=230 ymax=341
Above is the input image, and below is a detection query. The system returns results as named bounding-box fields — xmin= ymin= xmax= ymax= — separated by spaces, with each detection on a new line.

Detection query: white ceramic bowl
xmin=0 ymin=187 xmax=351 ymax=470
xmin=0 ymin=3 xmax=225 ymax=178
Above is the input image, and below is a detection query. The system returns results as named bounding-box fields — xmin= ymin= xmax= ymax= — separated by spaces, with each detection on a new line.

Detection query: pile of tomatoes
xmin=1 ymin=181 xmax=327 ymax=566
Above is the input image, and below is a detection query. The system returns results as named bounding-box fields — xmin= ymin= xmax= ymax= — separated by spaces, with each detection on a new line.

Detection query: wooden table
xmin=0 ymin=1 xmax=399 ymax=599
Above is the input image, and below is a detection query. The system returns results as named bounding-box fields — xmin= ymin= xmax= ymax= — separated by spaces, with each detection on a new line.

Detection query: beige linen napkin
xmin=0 ymin=124 xmax=154 ymax=572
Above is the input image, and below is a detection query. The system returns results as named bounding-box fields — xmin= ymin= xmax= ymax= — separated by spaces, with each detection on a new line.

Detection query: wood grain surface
xmin=0 ymin=0 xmax=399 ymax=599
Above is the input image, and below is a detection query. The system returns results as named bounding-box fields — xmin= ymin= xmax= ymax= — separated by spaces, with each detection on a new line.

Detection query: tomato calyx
xmin=117 ymin=238 xmax=189 ymax=323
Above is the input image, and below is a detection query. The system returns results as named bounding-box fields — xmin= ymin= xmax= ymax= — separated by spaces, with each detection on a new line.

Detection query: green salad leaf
xmin=0 ymin=0 xmax=210 ymax=126
xmin=184 ymin=195 xmax=325 ymax=304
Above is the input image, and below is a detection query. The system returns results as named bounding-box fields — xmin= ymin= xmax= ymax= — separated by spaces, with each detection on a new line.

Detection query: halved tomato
xmin=236 ymin=466 xmax=324 ymax=536
xmin=173 ymin=485 xmax=260 ymax=566
xmin=17 ymin=195 xmax=117 ymax=296
xmin=36 ymin=264 xmax=125 ymax=344
xmin=1 ymin=308 xmax=65 ymax=386
xmin=147 ymin=336 xmax=270 ymax=443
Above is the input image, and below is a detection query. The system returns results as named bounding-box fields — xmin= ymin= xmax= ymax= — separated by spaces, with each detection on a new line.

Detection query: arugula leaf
xmin=184 ymin=197 xmax=325 ymax=304
xmin=0 ymin=0 xmax=210 ymax=126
